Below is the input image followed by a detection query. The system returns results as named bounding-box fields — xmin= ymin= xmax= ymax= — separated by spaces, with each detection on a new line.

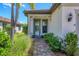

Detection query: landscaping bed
xmin=9 ymin=33 xmax=33 ymax=56
xmin=43 ymin=32 xmax=78 ymax=56
xmin=0 ymin=31 xmax=33 ymax=56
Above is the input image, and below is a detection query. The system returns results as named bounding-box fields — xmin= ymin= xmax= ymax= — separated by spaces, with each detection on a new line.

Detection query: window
xmin=42 ymin=19 xmax=48 ymax=33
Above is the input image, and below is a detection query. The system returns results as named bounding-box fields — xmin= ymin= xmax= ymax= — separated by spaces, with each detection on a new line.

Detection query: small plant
xmin=43 ymin=33 xmax=61 ymax=52
xmin=65 ymin=32 xmax=78 ymax=55
xmin=0 ymin=31 xmax=12 ymax=55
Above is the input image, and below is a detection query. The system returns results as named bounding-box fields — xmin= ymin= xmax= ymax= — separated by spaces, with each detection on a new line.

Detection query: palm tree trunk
xmin=10 ymin=3 xmax=15 ymax=41
xmin=14 ymin=4 xmax=19 ymax=33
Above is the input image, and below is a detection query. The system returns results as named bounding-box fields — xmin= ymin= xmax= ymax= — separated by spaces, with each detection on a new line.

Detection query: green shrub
xmin=65 ymin=32 xmax=78 ymax=55
xmin=43 ymin=33 xmax=53 ymax=42
xmin=43 ymin=33 xmax=61 ymax=52
xmin=0 ymin=31 xmax=12 ymax=56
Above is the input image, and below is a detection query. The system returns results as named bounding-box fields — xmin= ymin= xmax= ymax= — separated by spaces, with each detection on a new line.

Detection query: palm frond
xmin=16 ymin=3 xmax=22 ymax=8
xmin=29 ymin=3 xmax=35 ymax=9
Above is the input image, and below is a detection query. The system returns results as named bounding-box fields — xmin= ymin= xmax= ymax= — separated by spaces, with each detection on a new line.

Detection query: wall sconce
xmin=30 ymin=16 xmax=33 ymax=18
xmin=68 ymin=13 xmax=73 ymax=22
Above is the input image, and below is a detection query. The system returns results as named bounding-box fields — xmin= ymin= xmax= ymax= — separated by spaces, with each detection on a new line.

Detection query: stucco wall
xmin=51 ymin=5 xmax=62 ymax=37
xmin=61 ymin=3 xmax=79 ymax=37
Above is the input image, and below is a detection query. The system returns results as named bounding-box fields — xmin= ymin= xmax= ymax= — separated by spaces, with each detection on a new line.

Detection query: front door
xmin=34 ymin=19 xmax=40 ymax=36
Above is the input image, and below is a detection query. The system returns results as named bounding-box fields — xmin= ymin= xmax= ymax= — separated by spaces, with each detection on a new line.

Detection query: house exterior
xmin=24 ymin=3 xmax=79 ymax=39
xmin=0 ymin=16 xmax=23 ymax=33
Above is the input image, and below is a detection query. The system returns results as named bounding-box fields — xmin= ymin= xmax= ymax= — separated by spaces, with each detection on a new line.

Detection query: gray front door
xmin=34 ymin=19 xmax=40 ymax=36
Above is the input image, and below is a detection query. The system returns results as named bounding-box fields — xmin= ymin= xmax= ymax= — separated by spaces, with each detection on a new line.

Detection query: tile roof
xmin=0 ymin=16 xmax=22 ymax=26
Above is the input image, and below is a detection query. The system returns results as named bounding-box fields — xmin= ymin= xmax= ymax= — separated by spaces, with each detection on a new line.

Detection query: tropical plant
xmin=10 ymin=3 xmax=15 ymax=41
xmin=43 ymin=33 xmax=61 ymax=51
xmin=65 ymin=32 xmax=78 ymax=55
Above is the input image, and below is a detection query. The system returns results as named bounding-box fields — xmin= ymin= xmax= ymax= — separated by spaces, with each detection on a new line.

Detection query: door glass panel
xmin=34 ymin=19 xmax=40 ymax=36
xmin=35 ymin=20 xmax=40 ymax=31
xmin=42 ymin=19 xmax=48 ymax=33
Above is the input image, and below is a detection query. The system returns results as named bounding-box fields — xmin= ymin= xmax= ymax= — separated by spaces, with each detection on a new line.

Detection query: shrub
xmin=43 ymin=33 xmax=53 ymax=42
xmin=65 ymin=32 xmax=78 ymax=55
xmin=43 ymin=33 xmax=61 ymax=52
xmin=0 ymin=31 xmax=12 ymax=55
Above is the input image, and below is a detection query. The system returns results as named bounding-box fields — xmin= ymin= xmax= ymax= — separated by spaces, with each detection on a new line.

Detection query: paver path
xmin=33 ymin=38 xmax=55 ymax=56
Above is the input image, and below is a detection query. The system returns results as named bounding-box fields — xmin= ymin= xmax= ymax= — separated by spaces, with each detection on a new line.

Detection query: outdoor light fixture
xmin=68 ymin=13 xmax=73 ymax=22
xmin=30 ymin=16 xmax=33 ymax=18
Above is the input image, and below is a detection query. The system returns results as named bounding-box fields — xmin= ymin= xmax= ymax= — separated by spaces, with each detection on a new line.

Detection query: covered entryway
xmin=33 ymin=19 xmax=48 ymax=37
xmin=27 ymin=14 xmax=51 ymax=37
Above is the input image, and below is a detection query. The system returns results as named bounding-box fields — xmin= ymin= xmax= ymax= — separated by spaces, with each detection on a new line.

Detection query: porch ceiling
xmin=24 ymin=10 xmax=51 ymax=14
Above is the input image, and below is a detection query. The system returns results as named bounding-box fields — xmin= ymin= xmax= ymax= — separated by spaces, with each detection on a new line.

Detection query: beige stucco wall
xmin=50 ymin=5 xmax=62 ymax=37
xmin=61 ymin=3 xmax=79 ymax=37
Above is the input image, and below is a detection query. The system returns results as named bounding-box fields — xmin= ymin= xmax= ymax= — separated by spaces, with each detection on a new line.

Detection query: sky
xmin=0 ymin=3 xmax=52 ymax=23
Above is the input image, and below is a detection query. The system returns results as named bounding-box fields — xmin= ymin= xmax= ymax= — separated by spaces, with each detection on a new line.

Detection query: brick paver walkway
xmin=33 ymin=38 xmax=55 ymax=56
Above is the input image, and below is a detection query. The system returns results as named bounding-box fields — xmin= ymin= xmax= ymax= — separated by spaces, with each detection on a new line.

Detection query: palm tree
xmin=10 ymin=3 xmax=14 ymax=41
xmin=10 ymin=3 xmax=35 ymax=41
